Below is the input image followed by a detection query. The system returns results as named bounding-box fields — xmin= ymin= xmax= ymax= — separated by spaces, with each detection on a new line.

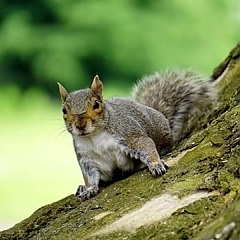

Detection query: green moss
xmin=194 ymin=194 xmax=240 ymax=240
xmin=169 ymin=175 xmax=204 ymax=195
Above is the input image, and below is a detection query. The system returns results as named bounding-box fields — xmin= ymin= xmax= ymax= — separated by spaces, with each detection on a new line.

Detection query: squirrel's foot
xmin=148 ymin=160 xmax=168 ymax=177
xmin=75 ymin=185 xmax=99 ymax=201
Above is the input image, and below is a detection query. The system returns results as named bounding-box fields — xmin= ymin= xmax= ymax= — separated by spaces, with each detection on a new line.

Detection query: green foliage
xmin=0 ymin=86 xmax=82 ymax=226
xmin=0 ymin=0 xmax=239 ymax=95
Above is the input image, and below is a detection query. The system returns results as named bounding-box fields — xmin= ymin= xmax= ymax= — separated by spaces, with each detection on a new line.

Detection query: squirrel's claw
xmin=149 ymin=160 xmax=168 ymax=177
xmin=75 ymin=185 xmax=99 ymax=201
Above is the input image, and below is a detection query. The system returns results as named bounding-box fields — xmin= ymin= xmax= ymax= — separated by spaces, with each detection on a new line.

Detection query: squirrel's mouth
xmin=70 ymin=125 xmax=88 ymax=136
xmin=72 ymin=129 xmax=89 ymax=137
xmin=79 ymin=132 xmax=89 ymax=137
xmin=70 ymin=123 xmax=96 ymax=137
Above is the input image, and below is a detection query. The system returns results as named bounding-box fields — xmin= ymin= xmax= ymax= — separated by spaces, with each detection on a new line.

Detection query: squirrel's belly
xmin=73 ymin=131 xmax=138 ymax=182
xmin=94 ymin=149 xmax=136 ymax=182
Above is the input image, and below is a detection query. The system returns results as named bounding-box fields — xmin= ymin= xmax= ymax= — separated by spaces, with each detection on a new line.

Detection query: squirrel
xmin=58 ymin=68 xmax=217 ymax=201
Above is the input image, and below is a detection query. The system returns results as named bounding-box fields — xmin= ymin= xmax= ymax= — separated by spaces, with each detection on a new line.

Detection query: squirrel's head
xmin=58 ymin=75 xmax=106 ymax=137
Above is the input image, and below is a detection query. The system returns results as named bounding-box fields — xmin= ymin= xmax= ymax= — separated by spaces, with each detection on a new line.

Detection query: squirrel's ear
xmin=91 ymin=75 xmax=103 ymax=97
xmin=57 ymin=82 xmax=69 ymax=102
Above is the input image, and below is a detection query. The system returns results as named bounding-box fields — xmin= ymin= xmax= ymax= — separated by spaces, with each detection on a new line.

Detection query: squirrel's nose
xmin=75 ymin=125 xmax=81 ymax=131
xmin=75 ymin=122 xmax=86 ymax=131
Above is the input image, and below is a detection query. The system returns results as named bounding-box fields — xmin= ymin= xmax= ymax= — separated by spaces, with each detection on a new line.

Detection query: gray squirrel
xmin=58 ymin=68 xmax=217 ymax=201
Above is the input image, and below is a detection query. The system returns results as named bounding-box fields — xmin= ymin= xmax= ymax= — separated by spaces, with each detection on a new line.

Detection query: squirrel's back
xmin=132 ymin=68 xmax=217 ymax=144
xmin=105 ymin=97 xmax=172 ymax=151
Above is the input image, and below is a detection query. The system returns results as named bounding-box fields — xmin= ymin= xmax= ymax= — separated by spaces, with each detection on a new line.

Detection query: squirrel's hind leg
xmin=127 ymin=136 xmax=168 ymax=177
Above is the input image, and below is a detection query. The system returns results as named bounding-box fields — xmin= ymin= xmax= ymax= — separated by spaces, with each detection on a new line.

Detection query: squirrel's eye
xmin=62 ymin=107 xmax=67 ymax=114
xmin=93 ymin=100 xmax=99 ymax=110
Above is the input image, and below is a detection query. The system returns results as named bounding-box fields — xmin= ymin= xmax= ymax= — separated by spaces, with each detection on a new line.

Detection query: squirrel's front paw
xmin=75 ymin=185 xmax=99 ymax=201
xmin=149 ymin=160 xmax=168 ymax=177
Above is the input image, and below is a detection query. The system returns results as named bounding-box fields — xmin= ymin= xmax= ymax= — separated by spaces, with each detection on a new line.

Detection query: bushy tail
xmin=132 ymin=68 xmax=217 ymax=144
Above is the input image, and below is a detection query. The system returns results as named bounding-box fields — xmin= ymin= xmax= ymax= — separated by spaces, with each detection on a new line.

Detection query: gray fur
xmin=59 ymin=69 xmax=217 ymax=201
xmin=132 ymin=68 xmax=217 ymax=143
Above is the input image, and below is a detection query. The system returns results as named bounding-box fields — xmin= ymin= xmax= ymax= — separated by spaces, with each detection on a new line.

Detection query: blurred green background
xmin=0 ymin=0 xmax=239 ymax=231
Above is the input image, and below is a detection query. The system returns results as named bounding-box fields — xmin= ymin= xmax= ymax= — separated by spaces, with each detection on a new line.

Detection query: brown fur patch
xmin=84 ymin=97 xmax=105 ymax=120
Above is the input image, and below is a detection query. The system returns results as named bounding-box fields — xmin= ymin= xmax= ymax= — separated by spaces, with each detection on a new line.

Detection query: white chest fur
xmin=73 ymin=131 xmax=136 ymax=181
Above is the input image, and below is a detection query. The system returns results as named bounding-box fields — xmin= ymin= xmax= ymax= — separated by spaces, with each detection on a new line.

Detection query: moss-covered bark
xmin=0 ymin=43 xmax=240 ymax=240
